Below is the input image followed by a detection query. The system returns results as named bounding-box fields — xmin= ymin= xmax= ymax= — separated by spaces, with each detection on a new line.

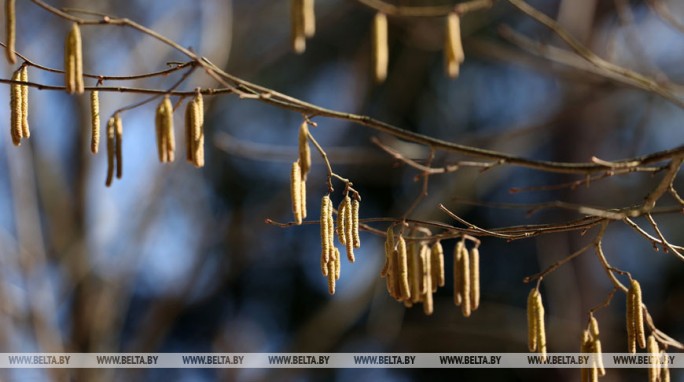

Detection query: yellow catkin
xmin=300 ymin=179 xmax=307 ymax=220
xmin=65 ymin=23 xmax=84 ymax=94
xmin=291 ymin=0 xmax=306 ymax=53
xmin=5 ymin=0 xmax=16 ymax=64
xmin=527 ymin=288 xmax=538 ymax=352
xmin=593 ymin=338 xmax=605 ymax=377
xmin=303 ymin=0 xmax=315 ymax=38
xmin=334 ymin=247 xmax=340 ymax=281
xmin=336 ymin=198 xmax=348 ymax=245
xmin=647 ymin=335 xmax=658 ymax=382
xmin=192 ymin=92 xmax=205 ymax=167
xmin=385 ymin=244 xmax=395 ymax=297
xmin=162 ymin=95 xmax=175 ymax=162
xmin=185 ymin=99 xmax=194 ymax=163
xmin=580 ymin=330 xmax=592 ymax=382
xmin=453 ymin=241 xmax=463 ymax=306
xmin=155 ymin=98 xmax=167 ymax=162
xmin=408 ymin=239 xmax=420 ymax=303
xmin=327 ymin=257 xmax=336 ymax=295
xmin=626 ymin=286 xmax=636 ymax=354
xmin=381 ymin=227 xmax=393 ymax=277
xmin=90 ymin=91 xmax=100 ymax=154
xmin=9 ymin=69 xmax=21 ymax=146
xmin=298 ymin=121 xmax=311 ymax=179
xmin=372 ymin=12 xmax=388 ymax=83
xmin=469 ymin=247 xmax=479 ymax=312
xmin=422 ymin=244 xmax=433 ymax=315
xmin=589 ymin=316 xmax=600 ymax=338
xmin=534 ymin=289 xmax=546 ymax=359
xmin=291 ymin=161 xmax=303 ymax=225
xmin=343 ymin=196 xmax=354 ymax=262
xmin=460 ymin=243 xmax=471 ymax=317
xmin=19 ymin=66 xmax=29 ymax=139
xmin=351 ymin=198 xmax=360 ymax=249
xmin=396 ymin=235 xmax=410 ymax=301
xmin=430 ymin=241 xmax=444 ymax=292
xmin=660 ymin=350 xmax=670 ymax=382
xmin=444 ymin=12 xmax=464 ymax=78
xmin=105 ymin=117 xmax=116 ymax=186
xmin=631 ymin=279 xmax=646 ymax=349
xmin=320 ymin=195 xmax=332 ymax=267
xmin=115 ymin=113 xmax=123 ymax=179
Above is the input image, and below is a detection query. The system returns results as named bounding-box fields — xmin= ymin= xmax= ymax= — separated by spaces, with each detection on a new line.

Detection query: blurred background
xmin=1 ymin=0 xmax=684 ymax=380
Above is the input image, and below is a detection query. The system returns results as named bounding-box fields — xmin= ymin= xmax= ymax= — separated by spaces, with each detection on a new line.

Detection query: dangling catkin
xmin=343 ymin=195 xmax=354 ymax=262
xmin=290 ymin=161 xmax=303 ymax=225
xmin=630 ymin=279 xmax=646 ymax=350
xmin=320 ymin=195 xmax=332 ymax=266
xmin=5 ymin=0 xmax=16 ymax=64
xmin=114 ymin=113 xmax=123 ymax=179
xmin=300 ymin=179 xmax=307 ymax=220
xmin=459 ymin=242 xmax=471 ymax=317
xmin=193 ymin=92 xmax=204 ymax=167
xmin=469 ymin=246 xmax=479 ymax=312
xmin=9 ymin=69 xmax=21 ymax=146
xmin=626 ymin=285 xmax=636 ymax=354
xmin=534 ymin=289 xmax=546 ymax=359
xmin=408 ymin=239 xmax=420 ymax=303
xmin=397 ymin=235 xmax=410 ymax=301
xmin=372 ymin=12 xmax=388 ymax=83
xmin=351 ymin=198 xmax=360 ymax=249
xmin=580 ymin=330 xmax=592 ymax=382
xmin=336 ymin=197 xmax=348 ymax=245
xmin=303 ymin=0 xmax=315 ymax=38
xmin=647 ymin=335 xmax=658 ymax=382
xmin=90 ymin=91 xmax=100 ymax=154
xmin=430 ymin=241 xmax=444 ymax=292
xmin=381 ymin=227 xmax=393 ymax=277
xmin=19 ymin=66 xmax=29 ymax=139
xmin=155 ymin=98 xmax=167 ymax=162
xmin=422 ymin=245 xmax=433 ymax=315
xmin=298 ymin=121 xmax=311 ymax=179
xmin=291 ymin=0 xmax=306 ymax=53
xmin=527 ymin=288 xmax=538 ymax=352
xmin=453 ymin=241 xmax=464 ymax=306
xmin=159 ymin=95 xmax=175 ymax=163
xmin=660 ymin=349 xmax=670 ymax=382
xmin=327 ymin=256 xmax=336 ymax=295
xmin=444 ymin=12 xmax=464 ymax=78
xmin=105 ymin=117 xmax=116 ymax=186
xmin=334 ymin=247 xmax=340 ymax=281
xmin=65 ymin=22 xmax=84 ymax=94
xmin=588 ymin=316 xmax=605 ymax=377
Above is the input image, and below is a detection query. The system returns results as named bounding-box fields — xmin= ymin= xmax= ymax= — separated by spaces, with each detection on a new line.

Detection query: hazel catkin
xmin=90 ymin=90 xmax=100 ymax=154
xmin=372 ymin=12 xmax=388 ymax=83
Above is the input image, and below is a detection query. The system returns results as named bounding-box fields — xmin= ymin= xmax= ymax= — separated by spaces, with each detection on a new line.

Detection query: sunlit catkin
xmin=5 ymin=0 xmax=16 ymax=64
xmin=65 ymin=22 xmax=84 ymax=94
xmin=469 ymin=247 xmax=479 ymax=311
xmin=291 ymin=0 xmax=306 ymax=53
xmin=155 ymin=98 xmax=167 ymax=162
xmin=155 ymin=95 xmax=175 ymax=163
xmin=193 ymin=92 xmax=205 ymax=167
xmin=397 ymin=235 xmax=410 ymax=301
xmin=320 ymin=195 xmax=332 ymax=266
xmin=381 ymin=227 xmax=394 ymax=277
xmin=626 ymin=285 xmax=636 ymax=354
xmin=580 ymin=330 xmax=592 ymax=382
xmin=527 ymin=288 xmax=538 ymax=352
xmin=298 ymin=121 xmax=311 ymax=179
xmin=422 ymin=245 xmax=433 ymax=315
xmin=372 ymin=12 xmax=388 ymax=83
xmin=534 ymin=289 xmax=546 ymax=358
xmin=453 ymin=241 xmax=464 ymax=306
xmin=343 ymin=196 xmax=354 ymax=262
xmin=334 ymin=247 xmax=340 ymax=281
xmin=336 ymin=197 xmax=348 ymax=245
xmin=444 ymin=12 xmax=464 ymax=78
xmin=647 ymin=335 xmax=658 ymax=382
xmin=327 ymin=257 xmax=336 ymax=295
xmin=90 ymin=91 xmax=100 ymax=154
xmin=630 ymin=279 xmax=646 ymax=350
xmin=114 ymin=113 xmax=123 ymax=179
xmin=430 ymin=241 xmax=444 ymax=292
xmin=351 ymin=198 xmax=360 ymax=249
xmin=9 ymin=69 xmax=21 ymax=146
xmin=19 ymin=66 xmax=29 ymax=139
xmin=459 ymin=243 xmax=471 ymax=317
xmin=290 ymin=161 xmax=303 ymax=225
xmin=105 ymin=117 xmax=116 ymax=186
xmin=300 ymin=179 xmax=307 ymax=220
